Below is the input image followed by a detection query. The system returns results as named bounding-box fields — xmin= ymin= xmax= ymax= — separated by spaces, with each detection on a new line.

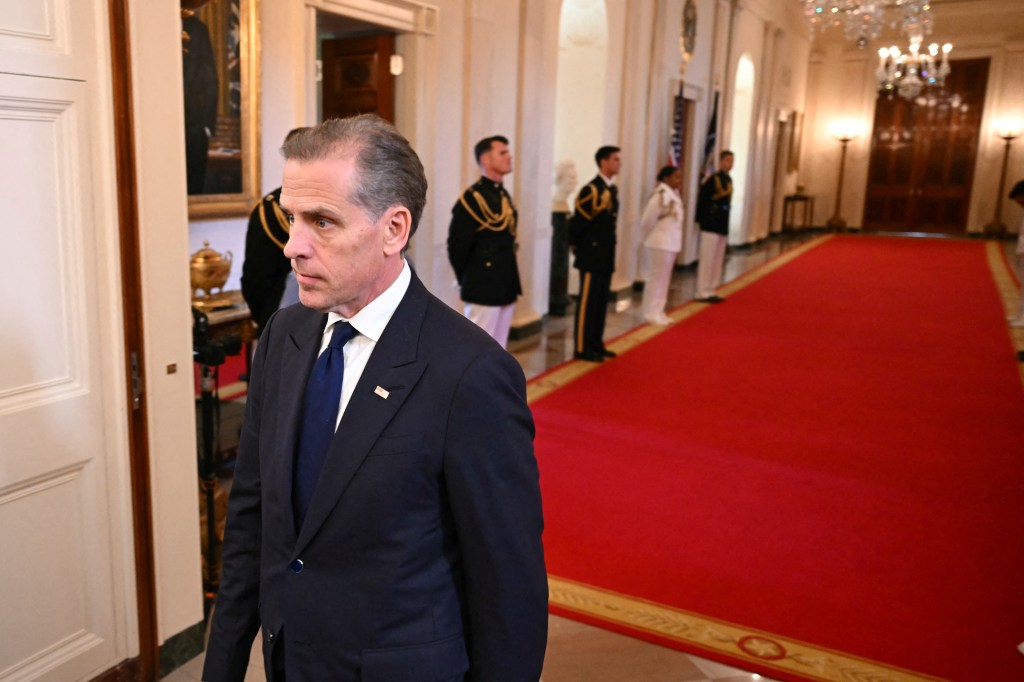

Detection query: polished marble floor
xmin=168 ymin=231 xmax=1015 ymax=681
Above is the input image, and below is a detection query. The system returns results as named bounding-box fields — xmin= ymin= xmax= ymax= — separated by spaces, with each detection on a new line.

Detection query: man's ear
xmin=381 ymin=206 xmax=412 ymax=256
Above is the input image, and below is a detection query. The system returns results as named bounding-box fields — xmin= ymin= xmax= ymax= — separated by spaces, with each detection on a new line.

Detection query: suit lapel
xmin=293 ymin=275 xmax=431 ymax=555
xmin=268 ymin=309 xmax=327 ymax=547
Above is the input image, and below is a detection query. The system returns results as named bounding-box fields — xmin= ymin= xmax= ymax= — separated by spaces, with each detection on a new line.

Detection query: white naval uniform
xmin=639 ymin=182 xmax=684 ymax=323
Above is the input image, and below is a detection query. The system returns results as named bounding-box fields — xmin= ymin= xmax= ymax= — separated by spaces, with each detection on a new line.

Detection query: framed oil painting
xmin=182 ymin=0 xmax=260 ymax=219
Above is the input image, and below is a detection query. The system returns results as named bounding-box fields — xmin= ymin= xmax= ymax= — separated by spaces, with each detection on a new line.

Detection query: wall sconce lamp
xmin=983 ymin=121 xmax=1022 ymax=235
xmin=827 ymin=123 xmax=860 ymax=231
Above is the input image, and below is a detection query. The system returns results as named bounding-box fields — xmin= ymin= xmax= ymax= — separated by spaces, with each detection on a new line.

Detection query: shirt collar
xmin=326 ymin=260 xmax=411 ymax=343
xmin=599 ymin=173 xmax=615 ymax=187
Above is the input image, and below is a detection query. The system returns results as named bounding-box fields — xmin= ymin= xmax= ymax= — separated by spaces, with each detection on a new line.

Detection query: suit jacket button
xmin=290 ymin=559 xmax=304 ymax=573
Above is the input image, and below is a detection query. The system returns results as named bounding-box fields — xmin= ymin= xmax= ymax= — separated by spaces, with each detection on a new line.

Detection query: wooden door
xmin=863 ymin=58 xmax=989 ymax=233
xmin=0 ymin=1 xmax=134 ymax=679
xmin=322 ymin=34 xmax=395 ymax=123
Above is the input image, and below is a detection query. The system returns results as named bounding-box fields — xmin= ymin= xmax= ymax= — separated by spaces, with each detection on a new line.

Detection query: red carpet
xmin=532 ymin=236 xmax=1024 ymax=681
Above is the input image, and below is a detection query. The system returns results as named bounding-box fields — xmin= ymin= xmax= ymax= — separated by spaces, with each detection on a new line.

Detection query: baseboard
xmin=509 ymin=316 xmax=544 ymax=340
xmin=159 ymin=620 xmax=206 ymax=677
xmin=90 ymin=658 xmax=139 ymax=682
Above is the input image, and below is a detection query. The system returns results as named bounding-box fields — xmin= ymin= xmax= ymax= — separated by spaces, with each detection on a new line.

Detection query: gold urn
xmin=190 ymin=240 xmax=233 ymax=302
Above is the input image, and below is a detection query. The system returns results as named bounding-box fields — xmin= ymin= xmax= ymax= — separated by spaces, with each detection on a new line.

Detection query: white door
xmin=0 ymin=1 xmax=134 ymax=680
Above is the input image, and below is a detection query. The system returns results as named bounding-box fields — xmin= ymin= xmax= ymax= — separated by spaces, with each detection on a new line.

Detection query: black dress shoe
xmin=573 ymin=350 xmax=605 ymax=362
xmin=696 ymin=295 xmax=725 ymax=303
xmin=600 ymin=348 xmax=617 ymax=358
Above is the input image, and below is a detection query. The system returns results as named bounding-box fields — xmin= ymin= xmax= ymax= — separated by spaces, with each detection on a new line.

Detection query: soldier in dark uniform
xmin=241 ymin=128 xmax=307 ymax=334
xmin=569 ymin=145 xmax=621 ymax=362
xmin=447 ymin=135 xmax=522 ymax=348
xmin=694 ymin=150 xmax=734 ymax=303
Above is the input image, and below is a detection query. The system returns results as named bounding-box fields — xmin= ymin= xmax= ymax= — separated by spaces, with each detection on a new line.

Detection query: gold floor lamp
xmin=983 ymin=124 xmax=1021 ymax=236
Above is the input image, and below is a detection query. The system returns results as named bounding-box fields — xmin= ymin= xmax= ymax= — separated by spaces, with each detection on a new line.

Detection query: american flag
xmin=701 ymin=91 xmax=720 ymax=178
xmin=669 ymin=83 xmax=685 ymax=167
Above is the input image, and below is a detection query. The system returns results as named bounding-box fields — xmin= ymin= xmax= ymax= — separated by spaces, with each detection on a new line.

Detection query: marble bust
xmin=552 ymin=160 xmax=578 ymax=212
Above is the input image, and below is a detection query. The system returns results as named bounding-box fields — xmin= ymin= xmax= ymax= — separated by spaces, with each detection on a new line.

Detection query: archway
xmin=729 ymin=54 xmax=755 ymax=243
xmin=552 ymin=0 xmax=608 ymax=307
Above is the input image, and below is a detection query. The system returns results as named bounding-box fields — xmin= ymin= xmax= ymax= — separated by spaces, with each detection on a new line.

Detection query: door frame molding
xmin=105 ymin=0 xmax=159 ymax=678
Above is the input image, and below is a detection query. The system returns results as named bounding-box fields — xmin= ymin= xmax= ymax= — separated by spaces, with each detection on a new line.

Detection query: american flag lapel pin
xmin=374 ymin=386 xmax=390 ymax=400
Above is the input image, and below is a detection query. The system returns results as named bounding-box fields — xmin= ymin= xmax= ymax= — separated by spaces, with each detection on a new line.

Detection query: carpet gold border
xmin=548 ymin=576 xmax=949 ymax=682
xmin=985 ymin=241 xmax=1024 ymax=388
xmin=527 ymin=235 xmax=834 ymax=405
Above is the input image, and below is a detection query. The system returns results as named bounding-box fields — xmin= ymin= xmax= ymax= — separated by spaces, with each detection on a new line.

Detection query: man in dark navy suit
xmin=203 ymin=115 xmax=548 ymax=682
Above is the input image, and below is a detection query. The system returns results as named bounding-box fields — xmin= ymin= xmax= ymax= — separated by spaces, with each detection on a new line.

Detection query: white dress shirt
xmin=317 ymin=260 xmax=412 ymax=430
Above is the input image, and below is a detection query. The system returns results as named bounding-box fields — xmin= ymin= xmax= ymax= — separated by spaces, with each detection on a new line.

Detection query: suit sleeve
xmin=443 ymin=347 xmax=548 ymax=682
xmin=202 ymin=316 xmax=272 ymax=682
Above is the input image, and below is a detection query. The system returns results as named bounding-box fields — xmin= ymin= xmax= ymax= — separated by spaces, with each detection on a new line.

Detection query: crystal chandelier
xmin=801 ymin=1 xmax=934 ymax=47
xmin=800 ymin=1 xmax=952 ymax=101
xmin=876 ymin=37 xmax=952 ymax=100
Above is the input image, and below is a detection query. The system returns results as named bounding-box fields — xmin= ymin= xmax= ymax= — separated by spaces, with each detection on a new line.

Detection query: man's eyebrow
xmin=287 ymin=204 xmax=343 ymax=222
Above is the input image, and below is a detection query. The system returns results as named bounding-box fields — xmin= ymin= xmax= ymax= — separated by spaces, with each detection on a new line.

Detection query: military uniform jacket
xmin=696 ymin=170 xmax=732 ymax=236
xmin=569 ymin=175 xmax=619 ymax=273
xmin=447 ymin=177 xmax=522 ymax=306
xmin=241 ymin=188 xmax=292 ymax=332
xmin=639 ymin=181 xmax=685 ymax=253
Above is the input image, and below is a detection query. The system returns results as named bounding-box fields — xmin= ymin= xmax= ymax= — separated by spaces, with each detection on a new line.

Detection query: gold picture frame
xmin=183 ymin=0 xmax=260 ymax=219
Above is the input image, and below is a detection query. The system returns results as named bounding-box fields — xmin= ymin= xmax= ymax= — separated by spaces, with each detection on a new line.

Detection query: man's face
xmin=600 ymin=152 xmax=622 ymax=178
xmin=1014 ymin=195 xmax=1024 ymax=210
xmin=281 ymin=154 xmax=408 ymax=317
xmin=482 ymin=141 xmax=513 ymax=177
xmin=719 ymin=154 xmax=735 ymax=173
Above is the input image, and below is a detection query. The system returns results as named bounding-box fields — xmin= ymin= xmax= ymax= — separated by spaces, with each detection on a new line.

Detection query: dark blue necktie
xmin=294 ymin=321 xmax=357 ymax=530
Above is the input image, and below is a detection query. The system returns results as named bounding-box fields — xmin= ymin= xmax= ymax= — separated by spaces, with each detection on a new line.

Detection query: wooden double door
xmin=863 ymin=58 xmax=989 ymax=233
xmin=322 ymin=34 xmax=396 ymax=123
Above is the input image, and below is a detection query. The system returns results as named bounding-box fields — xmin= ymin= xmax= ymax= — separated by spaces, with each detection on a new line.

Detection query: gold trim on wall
xmin=186 ymin=0 xmax=261 ymax=219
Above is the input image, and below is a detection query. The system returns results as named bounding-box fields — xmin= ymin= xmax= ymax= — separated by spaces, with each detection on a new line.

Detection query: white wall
xmin=131 ymin=0 xmax=206 ymax=646
xmin=553 ymin=0 xmax=609 ymax=213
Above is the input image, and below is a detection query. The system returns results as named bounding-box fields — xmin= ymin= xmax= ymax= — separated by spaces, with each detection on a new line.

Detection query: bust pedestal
xmin=549 ymin=211 xmax=571 ymax=316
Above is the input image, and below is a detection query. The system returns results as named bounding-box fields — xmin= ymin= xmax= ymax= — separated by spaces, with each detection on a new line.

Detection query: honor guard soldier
xmin=447 ymin=135 xmax=522 ymax=348
xmin=241 ymin=128 xmax=307 ymax=334
xmin=694 ymin=150 xmax=734 ymax=303
xmin=569 ymin=145 xmax=621 ymax=362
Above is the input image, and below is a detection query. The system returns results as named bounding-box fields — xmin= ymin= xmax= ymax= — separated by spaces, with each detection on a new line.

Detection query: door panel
xmin=863 ymin=58 xmax=989 ymax=233
xmin=0 ymin=0 xmax=129 ymax=678
xmin=0 ymin=0 xmax=86 ymax=81
xmin=322 ymin=33 xmax=395 ymax=123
